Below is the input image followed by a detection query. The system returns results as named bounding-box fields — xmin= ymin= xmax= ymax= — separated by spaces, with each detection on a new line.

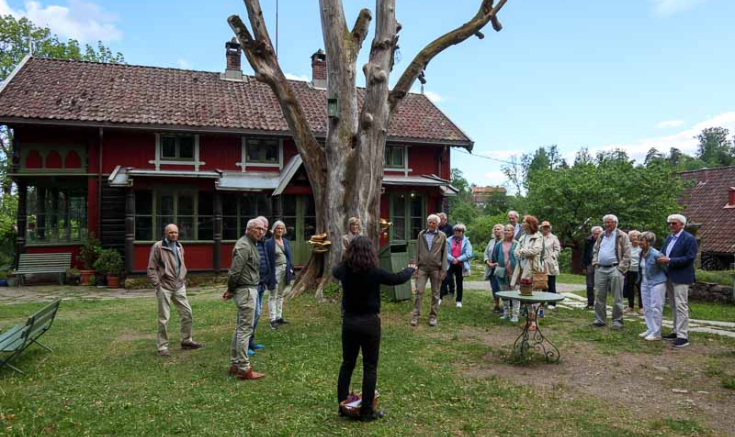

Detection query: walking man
xmin=658 ymin=214 xmax=697 ymax=348
xmin=583 ymin=226 xmax=603 ymax=310
xmin=225 ymin=218 xmax=266 ymax=380
xmin=411 ymin=214 xmax=448 ymax=327
xmin=147 ymin=224 xmax=203 ymax=357
xmin=591 ymin=215 xmax=631 ymax=329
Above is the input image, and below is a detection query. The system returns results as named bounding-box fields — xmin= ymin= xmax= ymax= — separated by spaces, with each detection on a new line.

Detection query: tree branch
xmin=389 ymin=0 xmax=510 ymax=110
xmin=351 ymin=8 xmax=372 ymax=54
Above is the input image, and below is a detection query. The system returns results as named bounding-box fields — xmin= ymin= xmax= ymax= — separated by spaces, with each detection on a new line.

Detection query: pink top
xmin=451 ymin=237 xmax=462 ymax=258
xmin=502 ymin=241 xmax=512 ymax=265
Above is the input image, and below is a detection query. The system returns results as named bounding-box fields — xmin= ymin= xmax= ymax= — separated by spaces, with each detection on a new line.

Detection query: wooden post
xmin=37 ymin=187 xmax=46 ymax=240
xmin=125 ymin=188 xmax=135 ymax=275
xmin=213 ymin=192 xmax=223 ymax=273
xmin=15 ymin=182 xmax=27 ymax=269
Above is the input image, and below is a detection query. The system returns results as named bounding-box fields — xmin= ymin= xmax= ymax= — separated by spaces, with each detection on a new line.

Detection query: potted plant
xmin=66 ymin=268 xmax=80 ymax=285
xmin=77 ymin=235 xmax=101 ymax=285
xmin=94 ymin=249 xmax=124 ymax=288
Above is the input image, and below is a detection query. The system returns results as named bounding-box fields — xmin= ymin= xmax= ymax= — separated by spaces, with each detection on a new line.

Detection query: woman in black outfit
xmin=332 ymin=236 xmax=415 ymax=421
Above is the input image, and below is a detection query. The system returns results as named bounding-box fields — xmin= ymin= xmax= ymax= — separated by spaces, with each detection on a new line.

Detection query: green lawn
xmin=1 ymin=289 xmax=734 ymax=436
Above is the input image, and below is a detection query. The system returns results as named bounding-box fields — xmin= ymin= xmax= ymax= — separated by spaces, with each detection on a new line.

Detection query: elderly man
xmin=658 ymin=214 xmax=698 ymax=348
xmin=508 ymin=211 xmax=523 ymax=240
xmin=583 ymin=226 xmax=603 ymax=310
xmin=591 ymin=215 xmax=631 ymax=329
xmin=147 ymin=224 xmax=203 ymax=357
xmin=249 ymin=217 xmax=273 ymax=354
xmin=411 ymin=214 xmax=448 ymax=327
xmin=225 ymin=218 xmax=266 ymax=380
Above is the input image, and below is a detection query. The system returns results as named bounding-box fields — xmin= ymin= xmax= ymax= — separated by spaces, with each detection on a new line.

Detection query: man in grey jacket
xmin=147 ymin=224 xmax=203 ymax=357
xmin=591 ymin=214 xmax=632 ymax=329
xmin=411 ymin=214 xmax=448 ymax=327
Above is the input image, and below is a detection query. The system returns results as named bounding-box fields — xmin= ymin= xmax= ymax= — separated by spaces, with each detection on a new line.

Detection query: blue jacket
xmin=491 ymin=241 xmax=518 ymax=286
xmin=265 ymin=237 xmax=294 ymax=290
xmin=446 ymin=236 xmax=473 ymax=272
xmin=639 ymin=247 xmax=667 ymax=286
xmin=661 ymin=231 xmax=697 ymax=284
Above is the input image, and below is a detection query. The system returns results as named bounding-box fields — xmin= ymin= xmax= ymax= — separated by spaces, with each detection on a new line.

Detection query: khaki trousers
xmin=268 ymin=264 xmax=287 ymax=322
xmin=414 ymin=268 xmax=442 ymax=319
xmin=230 ymin=286 xmax=258 ymax=371
xmin=594 ymin=266 xmax=625 ymax=325
xmin=666 ymin=280 xmax=690 ymax=339
xmin=156 ymin=285 xmax=193 ymax=352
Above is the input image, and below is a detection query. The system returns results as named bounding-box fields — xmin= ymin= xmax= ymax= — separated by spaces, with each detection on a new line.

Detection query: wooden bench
xmin=15 ymin=253 xmax=72 ymax=285
xmin=0 ymin=299 xmax=61 ymax=374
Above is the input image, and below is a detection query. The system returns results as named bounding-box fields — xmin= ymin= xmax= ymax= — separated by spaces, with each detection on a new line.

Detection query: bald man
xmin=147 ymin=224 xmax=203 ymax=357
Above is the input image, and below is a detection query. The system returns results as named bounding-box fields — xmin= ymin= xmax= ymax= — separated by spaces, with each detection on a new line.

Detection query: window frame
xmin=238 ymin=136 xmax=284 ymax=170
xmin=150 ymin=133 xmax=204 ymax=171
xmin=384 ymin=145 xmax=411 ymax=176
xmin=133 ymin=188 xmax=213 ymax=242
xmin=388 ymin=192 xmax=425 ymax=242
xmin=221 ymin=192 xmax=274 ymax=241
xmin=25 ymin=186 xmax=89 ymax=246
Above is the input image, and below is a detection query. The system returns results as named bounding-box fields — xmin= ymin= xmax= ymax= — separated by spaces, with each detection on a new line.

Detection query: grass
xmin=697 ymin=269 xmax=735 ymax=286
xmin=1 ymin=288 xmax=733 ymax=436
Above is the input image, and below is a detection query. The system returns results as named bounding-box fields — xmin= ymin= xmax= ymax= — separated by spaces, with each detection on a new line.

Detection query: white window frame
xmin=384 ymin=145 xmax=411 ymax=176
xmin=150 ymin=133 xmax=205 ymax=171
xmin=237 ymin=136 xmax=284 ymax=171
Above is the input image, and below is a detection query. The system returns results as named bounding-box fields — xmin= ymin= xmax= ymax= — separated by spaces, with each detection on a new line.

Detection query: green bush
xmin=464 ymin=213 xmax=507 ymax=256
xmin=93 ymin=249 xmax=124 ymax=275
xmin=558 ymin=247 xmax=573 ymax=274
xmin=696 ymin=269 xmax=735 ymax=286
xmin=78 ymin=234 xmax=102 ymax=269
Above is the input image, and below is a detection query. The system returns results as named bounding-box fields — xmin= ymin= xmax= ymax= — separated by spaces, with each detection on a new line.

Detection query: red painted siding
xmin=199 ymin=135 xmax=240 ymax=171
xmin=102 ymin=130 xmax=154 ymax=173
xmin=407 ymin=145 xmax=441 ymax=176
xmin=222 ymin=243 xmax=234 ymax=269
xmin=133 ymin=243 xmax=215 ymax=272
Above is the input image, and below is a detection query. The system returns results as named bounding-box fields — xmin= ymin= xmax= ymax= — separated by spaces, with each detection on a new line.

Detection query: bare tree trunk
xmin=231 ymin=0 xmax=511 ymax=299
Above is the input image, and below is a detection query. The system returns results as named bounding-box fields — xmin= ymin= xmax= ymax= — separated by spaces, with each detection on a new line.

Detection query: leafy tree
xmin=448 ymin=168 xmax=478 ymax=226
xmin=696 ymin=127 xmax=733 ymax=167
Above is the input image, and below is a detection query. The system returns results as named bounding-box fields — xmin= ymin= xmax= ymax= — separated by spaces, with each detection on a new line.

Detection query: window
xmin=160 ymin=134 xmax=195 ymax=160
xmin=221 ymin=193 xmax=273 ymax=240
xmin=390 ymin=192 xmax=424 ymax=241
xmin=134 ymin=190 xmax=213 ymax=241
xmin=385 ymin=145 xmax=406 ymax=169
xmin=26 ymin=185 xmax=88 ymax=244
xmin=245 ymin=137 xmax=280 ymax=165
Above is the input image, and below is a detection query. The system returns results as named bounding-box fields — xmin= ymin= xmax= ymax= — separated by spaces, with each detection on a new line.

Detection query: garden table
xmin=496 ymin=290 xmax=565 ymax=363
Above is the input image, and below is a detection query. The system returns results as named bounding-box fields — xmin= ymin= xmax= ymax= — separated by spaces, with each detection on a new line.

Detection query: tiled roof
xmin=0 ymin=57 xmax=472 ymax=147
xmin=679 ymin=166 xmax=735 ymax=254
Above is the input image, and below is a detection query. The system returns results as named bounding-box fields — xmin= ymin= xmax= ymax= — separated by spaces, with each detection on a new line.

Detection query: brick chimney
xmin=727 ymin=187 xmax=735 ymax=208
xmin=311 ymin=49 xmax=326 ymax=89
xmin=222 ymin=38 xmax=245 ymax=81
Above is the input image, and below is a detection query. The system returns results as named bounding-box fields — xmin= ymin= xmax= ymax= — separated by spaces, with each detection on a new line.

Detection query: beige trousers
xmin=230 ymin=286 xmax=258 ymax=371
xmin=156 ymin=285 xmax=193 ymax=351
xmin=666 ymin=280 xmax=690 ymax=339
xmin=268 ymin=264 xmax=287 ymax=322
xmin=414 ymin=268 xmax=442 ymax=319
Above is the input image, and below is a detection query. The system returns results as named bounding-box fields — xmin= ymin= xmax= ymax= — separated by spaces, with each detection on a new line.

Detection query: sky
xmin=2 ymin=0 xmax=734 ymax=188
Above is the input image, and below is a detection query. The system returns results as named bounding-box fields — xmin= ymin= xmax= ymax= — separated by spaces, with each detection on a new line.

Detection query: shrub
xmin=93 ymin=249 xmax=124 ymax=275
xmin=696 ymin=269 xmax=735 ymax=286
xmin=78 ymin=234 xmax=102 ymax=269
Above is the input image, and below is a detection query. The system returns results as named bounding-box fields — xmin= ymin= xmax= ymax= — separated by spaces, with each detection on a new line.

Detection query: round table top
xmin=496 ymin=290 xmax=565 ymax=304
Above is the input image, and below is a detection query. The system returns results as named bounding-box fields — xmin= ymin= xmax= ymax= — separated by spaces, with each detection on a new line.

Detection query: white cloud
xmin=594 ymin=111 xmax=735 ymax=161
xmin=177 ymin=59 xmax=192 ymax=70
xmin=656 ymin=120 xmax=685 ymax=128
xmin=423 ymin=91 xmax=442 ymax=103
xmin=650 ymin=0 xmax=709 ymax=16
xmin=2 ymin=0 xmax=122 ymax=42
xmin=285 ymin=73 xmax=309 ymax=82
xmin=482 ymin=171 xmax=508 ymax=186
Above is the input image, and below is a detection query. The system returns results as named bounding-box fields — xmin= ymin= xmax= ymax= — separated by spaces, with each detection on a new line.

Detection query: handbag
xmin=532 ymin=237 xmax=548 ymax=290
xmin=494 ymin=266 xmax=506 ymax=279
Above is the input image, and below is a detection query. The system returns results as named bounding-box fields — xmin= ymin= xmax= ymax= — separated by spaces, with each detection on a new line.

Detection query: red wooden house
xmin=0 ymin=44 xmax=472 ymax=273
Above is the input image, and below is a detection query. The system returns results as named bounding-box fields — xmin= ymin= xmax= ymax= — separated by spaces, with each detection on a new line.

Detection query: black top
xmin=439 ymin=223 xmax=454 ymax=237
xmin=583 ymin=235 xmax=597 ymax=268
xmin=332 ymin=264 xmax=415 ymax=316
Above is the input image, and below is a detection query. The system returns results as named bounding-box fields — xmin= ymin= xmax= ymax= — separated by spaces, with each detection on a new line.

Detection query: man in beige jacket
xmin=411 ymin=214 xmax=448 ymax=327
xmin=147 ymin=224 xmax=203 ymax=357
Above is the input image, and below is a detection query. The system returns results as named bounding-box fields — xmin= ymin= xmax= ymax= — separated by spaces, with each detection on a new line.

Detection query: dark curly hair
xmin=344 ymin=236 xmax=378 ymax=273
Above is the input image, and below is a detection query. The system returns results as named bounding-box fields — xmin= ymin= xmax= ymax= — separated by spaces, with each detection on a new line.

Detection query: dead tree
xmin=229 ymin=0 xmax=510 ymax=298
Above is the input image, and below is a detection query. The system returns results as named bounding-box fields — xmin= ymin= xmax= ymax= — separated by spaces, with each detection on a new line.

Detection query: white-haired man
xmin=583 ymin=226 xmax=603 ymax=310
xmin=658 ymin=214 xmax=697 ymax=348
xmin=508 ymin=211 xmax=522 ymax=240
xmin=591 ymin=214 xmax=631 ymax=329
xmin=147 ymin=224 xmax=203 ymax=357
xmin=411 ymin=214 xmax=448 ymax=327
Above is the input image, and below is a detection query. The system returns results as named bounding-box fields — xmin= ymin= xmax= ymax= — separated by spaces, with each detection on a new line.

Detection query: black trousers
xmin=547 ymin=275 xmax=558 ymax=305
xmin=623 ymin=271 xmax=642 ymax=309
xmin=585 ymin=266 xmax=595 ymax=306
xmin=440 ymin=264 xmax=464 ymax=302
xmin=440 ymin=269 xmax=455 ymax=295
xmin=338 ymin=313 xmax=380 ymax=416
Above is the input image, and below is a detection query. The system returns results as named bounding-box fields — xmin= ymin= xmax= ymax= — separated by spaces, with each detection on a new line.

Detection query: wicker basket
xmin=520 ymin=284 xmax=533 ymax=296
xmin=339 ymin=392 xmax=379 ymax=419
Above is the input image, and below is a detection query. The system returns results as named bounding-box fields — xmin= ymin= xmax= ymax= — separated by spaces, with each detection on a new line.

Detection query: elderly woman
xmin=442 ymin=223 xmax=473 ymax=308
xmin=511 ymin=215 xmax=544 ymax=330
xmin=638 ymin=231 xmax=667 ymax=341
xmin=266 ymin=221 xmax=295 ymax=330
xmin=341 ymin=217 xmax=361 ymax=254
xmin=484 ymin=224 xmax=505 ymax=313
xmin=492 ymin=224 xmax=520 ymax=321
xmin=624 ymin=230 xmax=643 ymax=314
xmin=540 ymin=221 xmax=561 ymax=310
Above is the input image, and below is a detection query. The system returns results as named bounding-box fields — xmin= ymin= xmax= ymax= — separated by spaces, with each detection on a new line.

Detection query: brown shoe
xmin=157 ymin=349 xmax=171 ymax=357
xmin=228 ymin=365 xmax=239 ymax=376
xmin=181 ymin=340 xmax=204 ymax=350
xmin=236 ymin=369 xmax=265 ymax=380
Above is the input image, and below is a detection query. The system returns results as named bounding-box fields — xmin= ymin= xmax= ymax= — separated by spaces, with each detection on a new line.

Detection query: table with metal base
xmin=496 ymin=290 xmax=565 ymax=363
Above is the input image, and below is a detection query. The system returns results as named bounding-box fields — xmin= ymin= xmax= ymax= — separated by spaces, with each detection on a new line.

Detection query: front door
xmin=389 ymin=192 xmax=425 ymax=262
xmin=279 ymin=194 xmax=315 ymax=266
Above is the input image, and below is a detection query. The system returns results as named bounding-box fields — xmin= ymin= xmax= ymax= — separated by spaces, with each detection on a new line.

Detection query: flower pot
xmin=107 ymin=275 xmax=120 ymax=289
xmin=80 ymin=269 xmax=95 ymax=285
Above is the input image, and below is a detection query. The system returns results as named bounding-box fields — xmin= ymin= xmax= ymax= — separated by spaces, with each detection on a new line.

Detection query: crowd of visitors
xmin=146 ymin=208 xmax=697 ymax=422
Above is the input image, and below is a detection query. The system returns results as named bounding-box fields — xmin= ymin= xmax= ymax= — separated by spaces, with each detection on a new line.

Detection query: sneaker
xmin=510 ymin=316 xmax=519 ymax=323
xmin=456 ymin=302 xmax=462 ymax=308
xmin=248 ymin=349 xmax=255 ymax=356
xmin=276 ymin=318 xmax=289 ymax=325
xmin=612 ymin=322 xmax=624 ymax=330
xmin=359 ymin=410 xmax=385 ymax=422
xmin=590 ymin=321 xmax=606 ymax=328
xmin=157 ymin=349 xmax=171 ymax=357
xmin=270 ymin=321 xmax=280 ymax=331
xmin=492 ymin=306 xmax=503 ymax=314
xmin=644 ymin=334 xmax=662 ymax=341
xmin=538 ymin=308 xmax=545 ymax=318
xmin=437 ymin=299 xmax=442 ymax=307
xmin=663 ymin=333 xmax=678 ymax=341
xmin=547 ymin=305 xmax=556 ymax=311
xmin=585 ymin=305 xmax=594 ymax=310
xmin=181 ymin=340 xmax=204 ymax=350
xmin=410 ymin=318 xmax=418 ymax=327
xmin=252 ymin=344 xmax=265 ymax=350
xmin=673 ymin=338 xmax=690 ymax=348
xmin=429 ymin=318 xmax=437 ymax=327
xmin=500 ymin=314 xmax=509 ymax=320
xmin=639 ymin=331 xmax=651 ymax=338
xmin=624 ymin=307 xmax=633 ymax=313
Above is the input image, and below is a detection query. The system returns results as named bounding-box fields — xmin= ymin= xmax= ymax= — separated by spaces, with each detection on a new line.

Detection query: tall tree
xmin=696 ymin=127 xmax=733 ymax=167
xmin=228 ymin=0 xmax=513 ymax=297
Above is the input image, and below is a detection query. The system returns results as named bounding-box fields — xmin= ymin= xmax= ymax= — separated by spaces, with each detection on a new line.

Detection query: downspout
xmin=98 ymin=127 xmax=103 ymax=243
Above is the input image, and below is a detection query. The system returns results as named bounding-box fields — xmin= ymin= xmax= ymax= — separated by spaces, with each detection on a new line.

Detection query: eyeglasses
xmin=667 ymin=222 xmax=677 ymax=226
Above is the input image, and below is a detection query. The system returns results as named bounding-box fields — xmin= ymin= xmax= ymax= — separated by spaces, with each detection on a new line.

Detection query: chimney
xmin=222 ymin=38 xmax=245 ymax=81
xmin=311 ymin=49 xmax=327 ymax=89
xmin=727 ymin=187 xmax=735 ymax=208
